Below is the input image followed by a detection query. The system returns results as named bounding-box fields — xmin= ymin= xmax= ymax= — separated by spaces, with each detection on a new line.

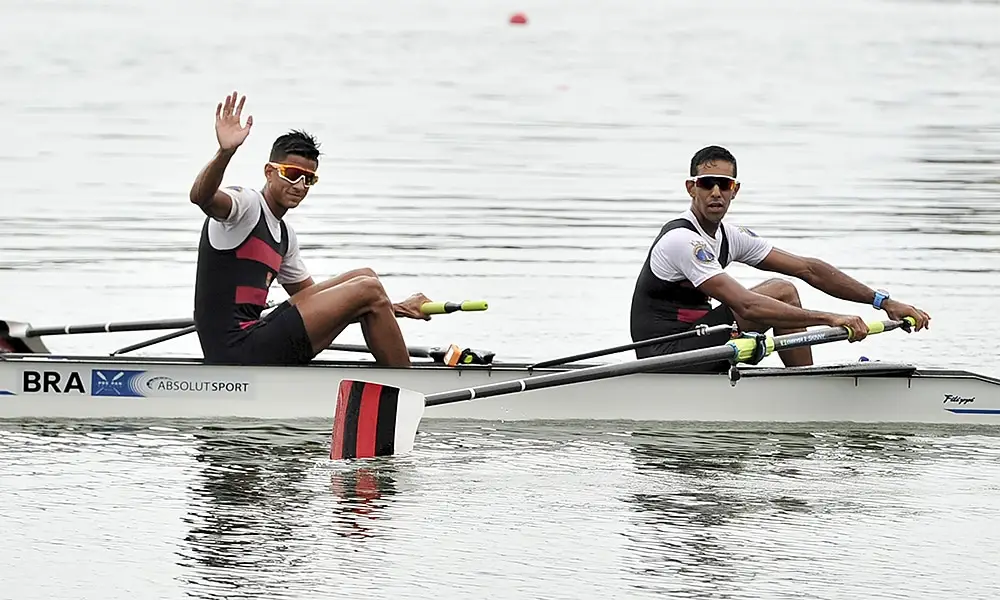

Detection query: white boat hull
xmin=1 ymin=354 xmax=998 ymax=424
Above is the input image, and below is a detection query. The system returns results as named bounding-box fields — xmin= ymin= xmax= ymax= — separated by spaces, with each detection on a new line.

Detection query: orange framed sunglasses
xmin=268 ymin=162 xmax=319 ymax=187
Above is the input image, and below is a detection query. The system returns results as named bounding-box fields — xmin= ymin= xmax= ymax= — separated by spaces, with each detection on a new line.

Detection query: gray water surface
xmin=2 ymin=421 xmax=999 ymax=599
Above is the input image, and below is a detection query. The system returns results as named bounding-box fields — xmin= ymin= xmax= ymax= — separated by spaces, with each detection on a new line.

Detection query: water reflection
xmin=327 ymin=463 xmax=398 ymax=540
xmin=617 ymin=426 xmax=938 ymax=596
xmin=173 ymin=422 xmax=405 ymax=598
xmin=176 ymin=424 xmax=323 ymax=598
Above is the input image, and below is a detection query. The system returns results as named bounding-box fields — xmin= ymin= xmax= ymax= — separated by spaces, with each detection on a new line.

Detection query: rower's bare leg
xmin=287 ymin=268 xmax=391 ymax=358
xmin=287 ymin=268 xmax=378 ymax=306
xmin=734 ymin=278 xmax=812 ymax=367
xmin=293 ymin=275 xmax=411 ymax=367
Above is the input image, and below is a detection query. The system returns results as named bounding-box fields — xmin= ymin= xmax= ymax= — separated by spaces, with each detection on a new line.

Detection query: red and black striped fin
xmin=330 ymin=379 xmax=425 ymax=460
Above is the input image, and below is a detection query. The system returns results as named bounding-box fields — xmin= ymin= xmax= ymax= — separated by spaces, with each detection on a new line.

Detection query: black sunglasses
xmin=690 ymin=175 xmax=738 ymax=192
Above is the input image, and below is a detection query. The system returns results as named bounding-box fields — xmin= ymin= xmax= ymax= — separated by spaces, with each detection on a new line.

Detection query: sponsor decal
xmin=776 ymin=332 xmax=826 ymax=347
xmin=90 ymin=369 xmax=250 ymax=397
xmin=941 ymin=393 xmax=1000 ymax=415
xmin=18 ymin=369 xmax=250 ymax=397
xmin=691 ymin=241 xmax=716 ymax=263
xmin=92 ymin=370 xmax=147 ymax=397
xmin=738 ymin=225 xmax=759 ymax=238
xmin=943 ymin=394 xmax=975 ymax=405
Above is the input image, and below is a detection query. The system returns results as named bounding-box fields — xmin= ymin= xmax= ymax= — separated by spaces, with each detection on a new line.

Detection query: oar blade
xmin=330 ymin=379 xmax=425 ymax=460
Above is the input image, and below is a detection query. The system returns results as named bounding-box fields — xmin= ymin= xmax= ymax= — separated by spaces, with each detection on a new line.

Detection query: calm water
xmin=2 ymin=420 xmax=1000 ymax=599
xmin=2 ymin=0 xmax=1000 ymax=597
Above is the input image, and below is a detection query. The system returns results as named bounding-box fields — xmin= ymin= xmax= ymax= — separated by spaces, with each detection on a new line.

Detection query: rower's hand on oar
xmin=216 ymin=91 xmax=253 ymax=151
xmin=829 ymin=314 xmax=870 ymax=342
xmin=882 ymin=299 xmax=931 ymax=331
xmin=393 ymin=293 xmax=433 ymax=321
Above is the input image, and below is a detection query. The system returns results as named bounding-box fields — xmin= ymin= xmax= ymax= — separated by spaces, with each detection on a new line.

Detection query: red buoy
xmin=509 ymin=12 xmax=528 ymax=25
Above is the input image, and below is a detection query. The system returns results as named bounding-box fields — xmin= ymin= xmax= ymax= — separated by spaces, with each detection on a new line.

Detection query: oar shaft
xmin=26 ymin=318 xmax=195 ymax=338
xmin=327 ymin=343 xmax=434 ymax=359
xmin=425 ymin=318 xmax=912 ymax=407
xmin=20 ymin=300 xmax=481 ymax=339
xmin=110 ymin=325 xmax=197 ymax=356
xmin=529 ymin=323 xmax=736 ymax=369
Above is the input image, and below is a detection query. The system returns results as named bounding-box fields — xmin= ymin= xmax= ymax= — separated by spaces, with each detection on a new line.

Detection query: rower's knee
xmin=756 ymin=278 xmax=801 ymax=307
xmin=345 ymin=267 xmax=378 ymax=280
xmin=353 ymin=275 xmax=391 ymax=309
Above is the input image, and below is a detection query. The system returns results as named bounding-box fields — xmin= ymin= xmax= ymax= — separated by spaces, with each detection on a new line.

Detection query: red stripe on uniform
xmin=355 ymin=383 xmax=383 ymax=458
xmin=331 ymin=380 xmax=352 ymax=460
xmin=235 ymin=236 xmax=283 ymax=271
xmin=677 ymin=308 xmax=709 ymax=323
xmin=234 ymin=286 xmax=268 ymax=306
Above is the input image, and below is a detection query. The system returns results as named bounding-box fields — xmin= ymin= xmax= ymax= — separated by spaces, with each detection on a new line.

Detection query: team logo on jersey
xmin=691 ymin=241 xmax=716 ymax=263
xmin=738 ymin=226 xmax=759 ymax=237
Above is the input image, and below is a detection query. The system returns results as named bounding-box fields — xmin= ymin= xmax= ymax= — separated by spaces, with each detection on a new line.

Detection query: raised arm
xmin=189 ymin=92 xmax=253 ymax=220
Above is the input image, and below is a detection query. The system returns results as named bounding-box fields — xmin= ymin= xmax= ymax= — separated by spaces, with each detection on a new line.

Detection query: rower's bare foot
xmin=393 ymin=294 xmax=433 ymax=321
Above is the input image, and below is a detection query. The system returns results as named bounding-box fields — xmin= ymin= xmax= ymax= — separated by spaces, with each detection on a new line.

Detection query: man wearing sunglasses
xmin=188 ymin=91 xmax=433 ymax=367
xmin=629 ymin=145 xmax=931 ymax=372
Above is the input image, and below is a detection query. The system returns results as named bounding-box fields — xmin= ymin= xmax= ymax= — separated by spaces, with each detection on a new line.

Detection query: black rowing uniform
xmin=193 ymin=186 xmax=314 ymax=366
xmin=629 ymin=208 xmax=773 ymax=372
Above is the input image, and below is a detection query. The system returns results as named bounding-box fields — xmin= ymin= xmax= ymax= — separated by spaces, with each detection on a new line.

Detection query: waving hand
xmin=216 ymin=91 xmax=253 ymax=151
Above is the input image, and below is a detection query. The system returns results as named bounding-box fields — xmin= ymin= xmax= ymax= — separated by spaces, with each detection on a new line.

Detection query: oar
xmin=329 ymin=317 xmax=916 ymax=460
xmin=528 ymin=323 xmax=737 ymax=369
xmin=109 ymin=334 xmax=490 ymax=362
xmin=17 ymin=300 xmax=488 ymax=340
xmin=20 ymin=318 xmax=195 ymax=338
xmin=110 ymin=325 xmax=197 ymax=356
xmin=326 ymin=343 xmax=495 ymax=365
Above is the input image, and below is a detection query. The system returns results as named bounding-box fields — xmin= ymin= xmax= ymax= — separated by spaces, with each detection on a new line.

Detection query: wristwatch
xmin=873 ymin=289 xmax=890 ymax=310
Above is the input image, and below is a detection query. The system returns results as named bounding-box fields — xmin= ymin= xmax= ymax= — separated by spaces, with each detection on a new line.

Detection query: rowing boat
xmin=3 ymin=314 xmax=998 ymax=425
xmin=1 ymin=349 xmax=997 ymax=424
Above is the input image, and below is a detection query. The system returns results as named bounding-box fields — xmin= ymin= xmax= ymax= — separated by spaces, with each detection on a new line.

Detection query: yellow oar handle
xmin=844 ymin=315 xmax=916 ymax=340
xmin=420 ymin=300 xmax=489 ymax=315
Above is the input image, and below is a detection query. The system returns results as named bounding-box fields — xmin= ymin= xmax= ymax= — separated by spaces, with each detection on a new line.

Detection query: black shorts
xmin=207 ymin=301 xmax=316 ymax=366
xmin=635 ymin=305 xmax=737 ymax=373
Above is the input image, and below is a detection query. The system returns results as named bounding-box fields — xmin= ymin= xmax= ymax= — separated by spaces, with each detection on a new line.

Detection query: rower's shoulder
xmin=657 ymin=212 xmax=698 ymax=234
xmin=651 ymin=220 xmax=701 ymax=256
xmin=722 ymin=221 xmax=765 ymax=240
xmin=220 ymin=185 xmax=261 ymax=200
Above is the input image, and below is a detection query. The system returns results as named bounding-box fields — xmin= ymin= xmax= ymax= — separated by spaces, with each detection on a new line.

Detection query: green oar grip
xmin=420 ymin=300 xmax=489 ymax=315
xmin=847 ymin=316 xmax=916 ymax=339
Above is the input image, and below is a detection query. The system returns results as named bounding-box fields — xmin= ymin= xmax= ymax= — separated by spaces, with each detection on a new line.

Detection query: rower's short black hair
xmin=269 ymin=129 xmax=321 ymax=163
xmin=690 ymin=145 xmax=737 ymax=177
